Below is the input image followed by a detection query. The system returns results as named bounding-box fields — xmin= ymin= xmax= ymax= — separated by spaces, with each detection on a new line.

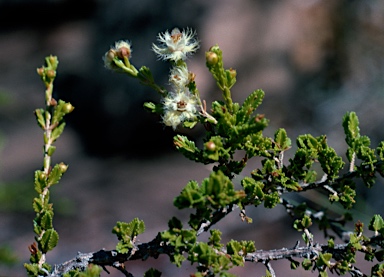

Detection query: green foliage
xmin=63 ymin=265 xmax=102 ymax=277
xmin=160 ymin=217 xmax=196 ymax=266
xmin=25 ymin=56 xmax=74 ymax=276
xmin=112 ymin=218 xmax=145 ymax=253
xmin=369 ymin=215 xmax=384 ymax=235
xmin=293 ymin=215 xmax=312 ymax=231
xmin=174 ymin=170 xmax=245 ymax=229
xmin=23 ymin=30 xmax=384 ymax=277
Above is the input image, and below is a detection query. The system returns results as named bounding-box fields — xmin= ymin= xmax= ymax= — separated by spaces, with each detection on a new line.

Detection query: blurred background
xmin=1 ymin=0 xmax=384 ymax=276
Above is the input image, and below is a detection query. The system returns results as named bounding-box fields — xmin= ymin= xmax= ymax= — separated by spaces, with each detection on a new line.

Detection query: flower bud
xmin=117 ymin=46 xmax=131 ymax=59
xmin=106 ymin=49 xmax=116 ymax=61
xmin=46 ymin=69 xmax=56 ymax=79
xmin=38 ymin=171 xmax=47 ymax=182
xmin=48 ymin=55 xmax=58 ymax=68
xmin=37 ymin=67 xmax=44 ymax=76
xmin=58 ymin=162 xmax=68 ymax=173
xmin=62 ymin=103 xmax=74 ymax=113
xmin=188 ymin=72 xmax=196 ymax=83
xmin=229 ymin=68 xmax=237 ymax=79
xmin=206 ymin=51 xmax=218 ymax=66
xmin=205 ymin=141 xmax=216 ymax=151
xmin=49 ymin=98 xmax=57 ymax=106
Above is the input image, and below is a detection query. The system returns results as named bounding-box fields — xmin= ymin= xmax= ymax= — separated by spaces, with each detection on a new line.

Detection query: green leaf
xmin=24 ymin=263 xmax=39 ymax=276
xmin=39 ymin=228 xmax=59 ymax=253
xmin=47 ymin=163 xmax=66 ymax=187
xmin=173 ymin=180 xmax=205 ymax=209
xmin=208 ymin=229 xmax=223 ymax=249
xmin=34 ymin=170 xmax=47 ymax=194
xmin=33 ymin=194 xmax=50 ymax=214
xmin=115 ymin=241 xmax=130 ymax=254
xmin=290 ymin=259 xmax=300 ymax=270
xmin=317 ymin=253 xmax=332 ymax=267
xmin=40 ymin=211 xmax=53 ymax=230
xmin=51 ymin=122 xmax=66 ymax=143
xmin=301 ymin=215 xmax=312 ymax=229
xmin=51 ymin=100 xmax=74 ymax=126
xmin=143 ymin=102 xmax=162 ymax=113
xmin=236 ymin=89 xmax=265 ymax=124
xmin=263 ymin=192 xmax=280 ymax=208
xmin=369 ymin=215 xmax=384 ymax=233
xmin=302 ymin=258 xmax=312 ymax=270
xmin=343 ymin=112 xmax=360 ymax=147
xmin=168 ymin=216 xmax=183 ymax=230
xmin=35 ymin=108 xmax=46 ymax=129
xmin=200 ymin=170 xmax=242 ymax=208
xmin=174 ymin=135 xmax=204 ymax=163
xmin=274 ymin=128 xmax=291 ymax=151
xmin=112 ymin=219 xmax=145 ymax=252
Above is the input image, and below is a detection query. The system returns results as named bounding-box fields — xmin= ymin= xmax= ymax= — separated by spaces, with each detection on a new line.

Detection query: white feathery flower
xmin=162 ymin=91 xmax=199 ymax=129
xmin=169 ymin=65 xmax=190 ymax=90
xmin=152 ymin=28 xmax=200 ymax=62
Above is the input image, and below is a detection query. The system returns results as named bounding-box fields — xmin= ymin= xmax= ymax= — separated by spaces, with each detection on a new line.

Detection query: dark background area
xmin=1 ymin=0 xmax=384 ymax=276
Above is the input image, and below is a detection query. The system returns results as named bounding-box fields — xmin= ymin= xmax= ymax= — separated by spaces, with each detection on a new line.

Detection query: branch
xmin=47 ymin=231 xmax=380 ymax=277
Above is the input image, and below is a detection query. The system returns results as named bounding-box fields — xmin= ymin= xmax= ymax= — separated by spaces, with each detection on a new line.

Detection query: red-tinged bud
xmin=188 ymin=72 xmax=196 ymax=82
xmin=205 ymin=141 xmax=216 ymax=151
xmin=229 ymin=68 xmax=237 ymax=79
xmin=46 ymin=69 xmax=56 ymax=79
xmin=206 ymin=51 xmax=218 ymax=66
xmin=37 ymin=67 xmax=44 ymax=76
xmin=50 ymin=98 xmax=57 ymax=106
xmin=117 ymin=47 xmax=131 ymax=59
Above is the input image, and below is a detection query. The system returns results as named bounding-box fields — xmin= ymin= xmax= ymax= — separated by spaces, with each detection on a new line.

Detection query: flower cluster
xmin=104 ymin=27 xmax=215 ymax=130
xmin=152 ymin=28 xmax=202 ymax=129
xmin=162 ymin=64 xmax=199 ymax=129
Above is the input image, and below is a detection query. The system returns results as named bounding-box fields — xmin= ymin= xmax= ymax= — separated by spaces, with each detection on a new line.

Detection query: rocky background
xmin=1 ymin=0 xmax=384 ymax=276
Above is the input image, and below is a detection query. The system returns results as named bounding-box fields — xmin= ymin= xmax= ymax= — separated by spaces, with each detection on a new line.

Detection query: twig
xmin=263 ymin=260 xmax=276 ymax=277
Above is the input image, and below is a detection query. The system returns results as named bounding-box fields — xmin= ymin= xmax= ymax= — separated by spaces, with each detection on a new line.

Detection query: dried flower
xmin=152 ymin=28 xmax=199 ymax=62
xmin=162 ymin=91 xmax=199 ymax=129
xmin=104 ymin=40 xmax=132 ymax=69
